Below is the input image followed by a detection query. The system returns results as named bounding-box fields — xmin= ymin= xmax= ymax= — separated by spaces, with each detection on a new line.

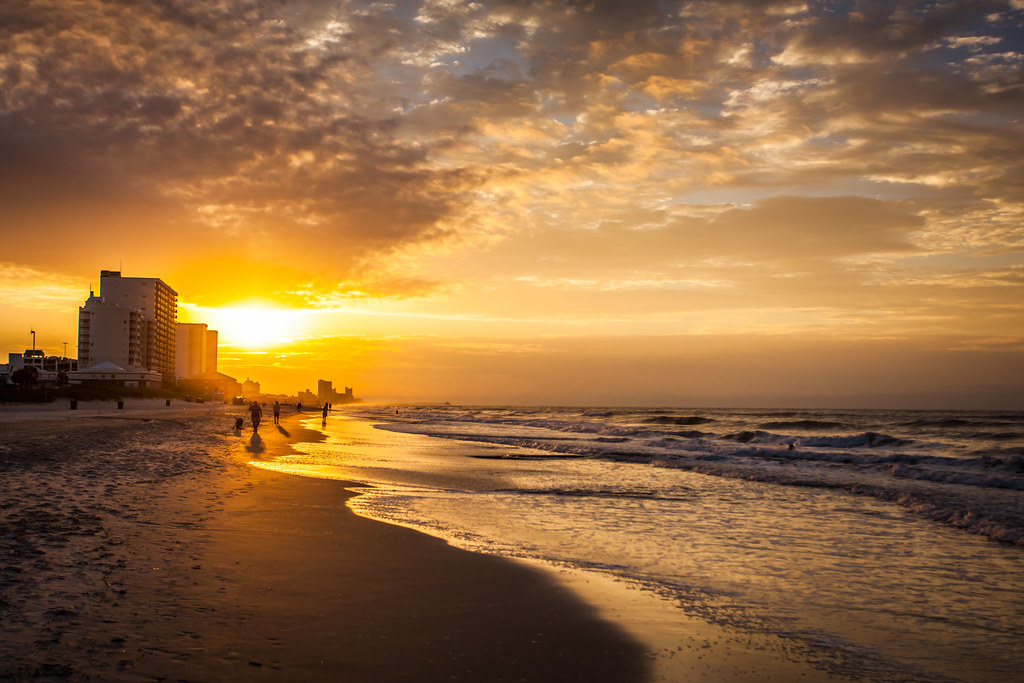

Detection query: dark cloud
xmin=792 ymin=0 xmax=1014 ymax=55
xmin=0 ymin=0 xmax=1021 ymax=313
xmin=0 ymin=0 xmax=484 ymax=271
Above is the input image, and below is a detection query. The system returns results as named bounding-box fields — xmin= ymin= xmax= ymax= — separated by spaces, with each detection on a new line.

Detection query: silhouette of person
xmin=321 ymin=403 xmax=328 ymax=421
xmin=250 ymin=401 xmax=262 ymax=432
xmin=273 ymin=401 xmax=281 ymax=425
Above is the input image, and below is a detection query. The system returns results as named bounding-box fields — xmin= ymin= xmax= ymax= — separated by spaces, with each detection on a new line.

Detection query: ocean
xmin=258 ymin=406 xmax=1024 ymax=682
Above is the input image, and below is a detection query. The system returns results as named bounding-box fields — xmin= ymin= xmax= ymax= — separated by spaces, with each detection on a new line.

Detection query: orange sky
xmin=2 ymin=1 xmax=1023 ymax=408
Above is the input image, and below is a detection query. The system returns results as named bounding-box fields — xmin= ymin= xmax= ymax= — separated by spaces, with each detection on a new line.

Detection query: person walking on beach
xmin=273 ymin=401 xmax=281 ymax=425
xmin=321 ymin=402 xmax=329 ymax=422
xmin=250 ymin=401 xmax=262 ymax=432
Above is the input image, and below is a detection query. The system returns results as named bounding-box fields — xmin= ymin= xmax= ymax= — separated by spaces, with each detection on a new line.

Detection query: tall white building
xmin=76 ymin=270 xmax=178 ymax=386
xmin=78 ymin=294 xmax=145 ymax=370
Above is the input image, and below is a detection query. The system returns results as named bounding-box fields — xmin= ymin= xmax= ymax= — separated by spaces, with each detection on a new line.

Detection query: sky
xmin=1 ymin=0 xmax=1023 ymax=408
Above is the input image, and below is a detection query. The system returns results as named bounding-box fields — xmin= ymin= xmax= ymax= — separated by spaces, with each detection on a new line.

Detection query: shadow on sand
xmin=246 ymin=432 xmax=264 ymax=456
xmin=276 ymin=425 xmax=290 ymax=437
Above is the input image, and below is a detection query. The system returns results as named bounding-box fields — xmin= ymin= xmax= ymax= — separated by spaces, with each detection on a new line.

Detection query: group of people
xmin=247 ymin=400 xmax=283 ymax=432
xmin=242 ymin=400 xmax=332 ymax=432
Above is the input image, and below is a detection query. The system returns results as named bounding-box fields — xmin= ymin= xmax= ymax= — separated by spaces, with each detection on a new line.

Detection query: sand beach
xmin=0 ymin=402 xmax=648 ymax=681
xmin=9 ymin=401 xmax=1017 ymax=681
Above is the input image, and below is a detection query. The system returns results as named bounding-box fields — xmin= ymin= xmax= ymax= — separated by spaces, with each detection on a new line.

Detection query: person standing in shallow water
xmin=273 ymin=401 xmax=281 ymax=425
xmin=321 ymin=402 xmax=328 ymax=423
xmin=250 ymin=401 xmax=262 ymax=432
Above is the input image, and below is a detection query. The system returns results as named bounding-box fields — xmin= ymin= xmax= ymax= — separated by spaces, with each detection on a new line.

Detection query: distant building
xmin=205 ymin=329 xmax=218 ymax=374
xmin=69 ymin=361 xmax=162 ymax=389
xmin=310 ymin=379 xmax=360 ymax=406
xmin=176 ymin=323 xmax=219 ymax=379
xmin=176 ymin=323 xmax=208 ymax=380
xmin=2 ymin=350 xmax=78 ymax=385
xmin=317 ymin=379 xmax=333 ymax=404
xmin=298 ymin=389 xmax=317 ymax=405
xmin=77 ymin=270 xmax=177 ymax=386
xmin=179 ymin=371 xmax=242 ymax=401
xmin=241 ymin=378 xmax=261 ymax=397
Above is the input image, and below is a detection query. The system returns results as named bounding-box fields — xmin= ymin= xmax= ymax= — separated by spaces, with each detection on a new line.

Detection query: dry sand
xmin=0 ymin=402 xmax=649 ymax=681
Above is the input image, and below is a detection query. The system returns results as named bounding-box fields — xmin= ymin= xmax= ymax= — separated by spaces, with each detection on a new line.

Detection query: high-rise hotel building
xmin=175 ymin=322 xmax=219 ymax=380
xmin=77 ymin=270 xmax=178 ymax=386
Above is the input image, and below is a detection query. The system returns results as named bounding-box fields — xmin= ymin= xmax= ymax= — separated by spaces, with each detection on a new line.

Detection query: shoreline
xmin=0 ymin=405 xmax=650 ymax=681
xmin=266 ymin=412 xmax=856 ymax=682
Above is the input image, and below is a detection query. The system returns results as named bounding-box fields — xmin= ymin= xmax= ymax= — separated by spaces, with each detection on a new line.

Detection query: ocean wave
xmin=671 ymin=429 xmax=713 ymax=439
xmin=900 ymin=416 xmax=1024 ymax=429
xmin=644 ymin=415 xmax=716 ymax=425
xmin=757 ymin=420 xmax=848 ymax=430
xmin=362 ymin=407 xmax=1024 ymax=546
xmin=669 ymin=458 xmax=1024 ymax=545
xmin=886 ymin=464 xmax=1024 ymax=491
xmin=800 ymin=432 xmax=913 ymax=448
xmin=503 ymin=487 xmax=694 ymax=502
xmin=972 ymin=431 xmax=1024 ymax=441
xmin=717 ymin=430 xmax=912 ymax=448
xmin=979 ymin=451 xmax=1024 ymax=466
xmin=723 ymin=430 xmax=764 ymax=443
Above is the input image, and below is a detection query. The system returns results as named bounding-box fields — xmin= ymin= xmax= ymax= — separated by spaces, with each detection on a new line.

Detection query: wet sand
xmin=0 ymin=403 xmax=649 ymax=681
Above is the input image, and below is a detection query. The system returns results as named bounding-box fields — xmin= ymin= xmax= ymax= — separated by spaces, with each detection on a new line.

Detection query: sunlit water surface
xmin=255 ymin=412 xmax=1024 ymax=682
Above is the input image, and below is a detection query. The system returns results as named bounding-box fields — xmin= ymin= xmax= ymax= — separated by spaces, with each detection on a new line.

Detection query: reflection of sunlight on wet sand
xmin=249 ymin=460 xmax=350 ymax=480
xmin=537 ymin=561 xmax=833 ymax=683
xmin=249 ymin=434 xmax=826 ymax=683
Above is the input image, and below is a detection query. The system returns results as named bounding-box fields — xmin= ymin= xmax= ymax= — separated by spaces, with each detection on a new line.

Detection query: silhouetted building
xmin=205 ymin=329 xmax=218 ymax=374
xmin=179 ymin=371 xmax=242 ymax=401
xmin=176 ymin=323 xmax=219 ymax=380
xmin=2 ymin=350 xmax=78 ymax=385
xmin=69 ymin=361 xmax=162 ymax=388
xmin=241 ymin=378 xmax=261 ymax=397
xmin=78 ymin=270 xmax=177 ymax=386
xmin=317 ymin=379 xmax=333 ymax=404
xmin=311 ymin=379 xmax=360 ymax=405
xmin=176 ymin=323 xmax=207 ymax=380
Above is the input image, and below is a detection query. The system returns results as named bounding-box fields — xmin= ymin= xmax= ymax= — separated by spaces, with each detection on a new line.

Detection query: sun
xmin=191 ymin=302 xmax=310 ymax=350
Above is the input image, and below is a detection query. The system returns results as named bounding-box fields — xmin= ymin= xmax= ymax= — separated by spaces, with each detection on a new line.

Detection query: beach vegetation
xmin=10 ymin=367 xmax=39 ymax=388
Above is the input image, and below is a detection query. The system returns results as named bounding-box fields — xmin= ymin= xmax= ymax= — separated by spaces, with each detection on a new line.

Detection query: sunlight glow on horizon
xmin=181 ymin=301 xmax=314 ymax=351
xmin=1 ymin=1 xmax=1021 ymax=408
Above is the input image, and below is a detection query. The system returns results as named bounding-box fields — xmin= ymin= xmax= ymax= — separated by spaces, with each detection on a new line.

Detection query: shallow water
xmin=259 ymin=408 xmax=1024 ymax=682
